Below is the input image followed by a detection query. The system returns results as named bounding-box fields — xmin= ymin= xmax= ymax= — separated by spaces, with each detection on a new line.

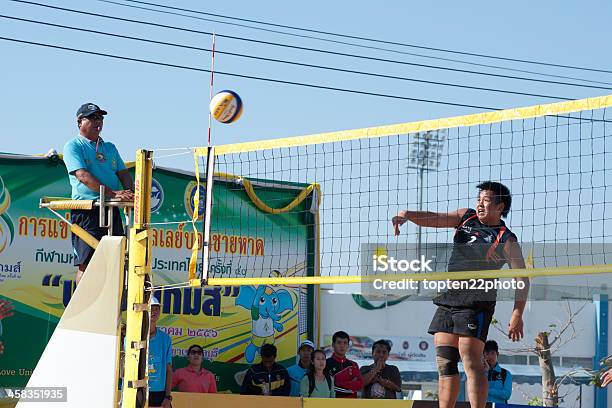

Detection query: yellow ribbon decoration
xmin=215 ymin=172 xmax=321 ymax=214
xmin=188 ymin=152 xmax=201 ymax=281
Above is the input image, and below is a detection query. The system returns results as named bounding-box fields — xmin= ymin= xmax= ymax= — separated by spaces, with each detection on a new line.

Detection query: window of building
xmin=498 ymin=355 xmax=528 ymax=365
xmin=561 ymin=357 xmax=592 ymax=368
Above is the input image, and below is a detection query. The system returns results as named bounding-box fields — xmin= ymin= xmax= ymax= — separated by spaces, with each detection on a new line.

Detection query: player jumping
xmin=392 ymin=181 xmax=529 ymax=408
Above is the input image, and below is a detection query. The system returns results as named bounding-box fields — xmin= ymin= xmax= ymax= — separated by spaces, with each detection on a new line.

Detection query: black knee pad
xmin=436 ymin=345 xmax=460 ymax=377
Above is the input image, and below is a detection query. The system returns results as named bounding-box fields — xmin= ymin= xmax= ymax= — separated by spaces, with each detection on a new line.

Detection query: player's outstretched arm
xmin=392 ymin=208 xmax=469 ymax=235
xmin=504 ymin=237 xmax=530 ymax=342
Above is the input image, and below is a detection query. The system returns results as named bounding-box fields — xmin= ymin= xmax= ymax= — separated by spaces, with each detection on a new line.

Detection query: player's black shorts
xmin=427 ymin=305 xmax=493 ymax=342
xmin=71 ymin=208 xmax=124 ymax=266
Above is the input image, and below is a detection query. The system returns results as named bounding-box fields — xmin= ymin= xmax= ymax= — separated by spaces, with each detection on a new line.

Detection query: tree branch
xmin=555 ymin=368 xmax=590 ymax=387
xmin=549 ymin=302 xmax=587 ymax=348
xmin=551 ymin=329 xmax=578 ymax=354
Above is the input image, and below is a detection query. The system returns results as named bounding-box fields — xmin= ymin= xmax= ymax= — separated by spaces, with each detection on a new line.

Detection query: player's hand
xmin=392 ymin=214 xmax=406 ymax=236
xmin=112 ymin=190 xmax=134 ymax=201
xmin=508 ymin=311 xmax=524 ymax=341
xmin=601 ymin=368 xmax=612 ymax=387
xmin=0 ymin=299 xmax=13 ymax=320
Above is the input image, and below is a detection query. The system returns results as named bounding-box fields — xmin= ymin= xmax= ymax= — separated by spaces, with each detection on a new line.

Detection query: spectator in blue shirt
xmin=287 ymin=340 xmax=315 ymax=396
xmin=63 ymin=103 xmax=134 ymax=284
xmin=484 ymin=340 xmax=512 ymax=404
xmin=148 ymin=297 xmax=173 ymax=407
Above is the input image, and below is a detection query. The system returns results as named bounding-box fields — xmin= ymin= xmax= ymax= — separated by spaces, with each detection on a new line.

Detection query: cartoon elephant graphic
xmin=235 ymin=285 xmax=294 ymax=363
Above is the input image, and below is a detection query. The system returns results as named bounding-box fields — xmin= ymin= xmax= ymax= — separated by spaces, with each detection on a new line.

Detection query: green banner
xmin=0 ymin=154 xmax=316 ymax=392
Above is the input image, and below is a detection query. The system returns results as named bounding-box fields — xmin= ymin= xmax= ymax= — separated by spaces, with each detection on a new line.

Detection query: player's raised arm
xmin=503 ymin=237 xmax=530 ymax=341
xmin=392 ymin=208 xmax=469 ymax=235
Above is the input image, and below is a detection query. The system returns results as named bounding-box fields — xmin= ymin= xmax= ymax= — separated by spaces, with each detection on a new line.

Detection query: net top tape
xmin=192 ymin=94 xmax=612 ymax=157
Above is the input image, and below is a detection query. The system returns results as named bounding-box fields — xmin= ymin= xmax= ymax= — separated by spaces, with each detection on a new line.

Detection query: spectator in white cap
xmin=287 ymin=340 xmax=315 ymax=396
xmin=148 ymin=296 xmax=173 ymax=407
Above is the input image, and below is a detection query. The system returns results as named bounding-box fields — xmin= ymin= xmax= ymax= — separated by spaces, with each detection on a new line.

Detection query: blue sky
xmin=1 ymin=0 xmax=611 ymax=171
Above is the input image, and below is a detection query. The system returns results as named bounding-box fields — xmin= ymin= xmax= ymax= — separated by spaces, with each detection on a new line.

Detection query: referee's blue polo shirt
xmin=63 ymin=135 xmax=126 ymax=199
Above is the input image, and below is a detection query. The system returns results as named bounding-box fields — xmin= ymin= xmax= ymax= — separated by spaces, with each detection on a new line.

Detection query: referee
xmin=63 ymin=103 xmax=134 ymax=284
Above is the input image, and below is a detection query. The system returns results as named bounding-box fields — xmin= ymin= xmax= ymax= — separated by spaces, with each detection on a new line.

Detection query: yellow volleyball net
xmin=136 ymin=94 xmax=612 ymax=299
xmin=179 ymin=95 xmax=612 ymax=291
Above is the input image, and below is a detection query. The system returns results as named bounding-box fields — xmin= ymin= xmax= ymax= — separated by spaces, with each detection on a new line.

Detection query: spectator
xmin=484 ymin=340 xmax=512 ymax=404
xmin=325 ymin=331 xmax=364 ymax=398
xmin=601 ymin=368 xmax=612 ymax=387
xmin=148 ymin=297 xmax=173 ymax=407
xmin=172 ymin=344 xmax=217 ymax=393
xmin=240 ymin=344 xmax=291 ymax=396
xmin=287 ymin=340 xmax=315 ymax=396
xmin=0 ymin=299 xmax=13 ymax=356
xmin=300 ymin=349 xmax=335 ymax=398
xmin=599 ymin=355 xmax=612 ymax=387
xmin=360 ymin=339 xmax=402 ymax=399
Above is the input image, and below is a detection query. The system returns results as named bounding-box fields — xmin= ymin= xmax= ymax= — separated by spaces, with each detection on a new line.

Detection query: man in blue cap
xmin=148 ymin=296 xmax=173 ymax=407
xmin=287 ymin=340 xmax=315 ymax=396
xmin=63 ymin=103 xmax=134 ymax=284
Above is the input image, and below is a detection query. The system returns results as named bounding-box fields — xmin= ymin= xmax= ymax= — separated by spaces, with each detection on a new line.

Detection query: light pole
xmin=408 ymin=130 xmax=446 ymax=271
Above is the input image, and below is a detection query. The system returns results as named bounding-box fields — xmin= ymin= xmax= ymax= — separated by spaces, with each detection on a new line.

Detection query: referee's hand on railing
xmin=112 ymin=189 xmax=134 ymax=201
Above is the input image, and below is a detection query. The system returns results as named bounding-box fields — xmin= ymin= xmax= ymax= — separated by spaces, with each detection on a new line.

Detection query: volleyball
xmin=209 ymin=90 xmax=243 ymax=124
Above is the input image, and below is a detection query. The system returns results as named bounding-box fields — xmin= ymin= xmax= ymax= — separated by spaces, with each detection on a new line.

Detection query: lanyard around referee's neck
xmin=94 ymin=136 xmax=106 ymax=162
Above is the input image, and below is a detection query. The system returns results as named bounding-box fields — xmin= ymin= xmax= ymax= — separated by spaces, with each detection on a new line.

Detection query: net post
xmin=122 ymin=149 xmax=153 ymax=408
xmin=200 ymin=145 xmax=216 ymax=286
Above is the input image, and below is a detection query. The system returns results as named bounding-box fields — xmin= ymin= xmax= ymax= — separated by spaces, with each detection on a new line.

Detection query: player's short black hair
xmin=332 ymin=330 xmax=350 ymax=344
xmin=372 ymin=339 xmax=392 ymax=353
xmin=484 ymin=340 xmax=499 ymax=353
xmin=477 ymin=181 xmax=512 ymax=218
xmin=261 ymin=343 xmax=277 ymax=358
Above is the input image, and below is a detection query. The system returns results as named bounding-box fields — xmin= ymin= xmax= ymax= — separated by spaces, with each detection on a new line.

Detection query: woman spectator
xmin=300 ymin=349 xmax=335 ymax=398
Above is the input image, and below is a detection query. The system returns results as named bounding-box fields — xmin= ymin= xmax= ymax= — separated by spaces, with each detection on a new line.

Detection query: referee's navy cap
xmin=76 ymin=103 xmax=107 ymax=118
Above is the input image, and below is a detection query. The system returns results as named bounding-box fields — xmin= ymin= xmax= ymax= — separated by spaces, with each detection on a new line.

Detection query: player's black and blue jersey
xmin=434 ymin=208 xmax=517 ymax=311
xmin=448 ymin=208 xmax=516 ymax=272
